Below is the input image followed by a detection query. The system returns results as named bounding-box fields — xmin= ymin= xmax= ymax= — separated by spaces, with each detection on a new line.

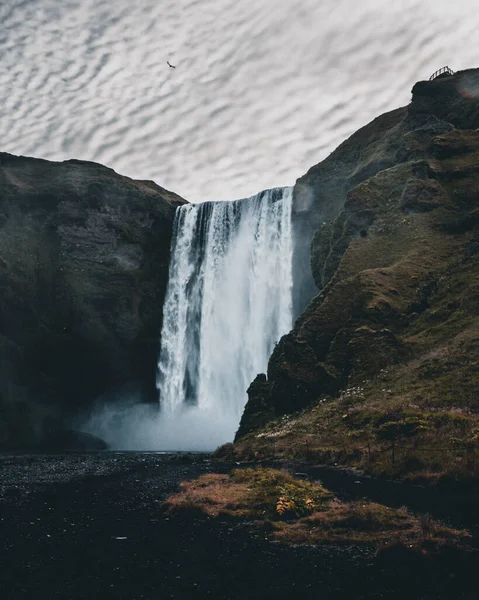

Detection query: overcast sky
xmin=1 ymin=0 xmax=478 ymax=202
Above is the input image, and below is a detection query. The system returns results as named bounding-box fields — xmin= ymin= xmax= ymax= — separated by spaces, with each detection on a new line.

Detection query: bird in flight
xmin=167 ymin=61 xmax=176 ymax=69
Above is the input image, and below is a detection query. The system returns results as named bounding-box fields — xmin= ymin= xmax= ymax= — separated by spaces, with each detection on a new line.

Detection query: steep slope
xmin=236 ymin=68 xmax=479 ymax=472
xmin=0 ymin=153 xmax=186 ymax=448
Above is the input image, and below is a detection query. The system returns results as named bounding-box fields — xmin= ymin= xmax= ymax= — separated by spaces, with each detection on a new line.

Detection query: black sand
xmin=0 ymin=453 xmax=476 ymax=600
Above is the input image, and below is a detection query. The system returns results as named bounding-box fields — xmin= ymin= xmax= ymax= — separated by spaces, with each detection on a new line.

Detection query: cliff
xmin=235 ymin=68 xmax=479 ymax=470
xmin=0 ymin=153 xmax=185 ymax=448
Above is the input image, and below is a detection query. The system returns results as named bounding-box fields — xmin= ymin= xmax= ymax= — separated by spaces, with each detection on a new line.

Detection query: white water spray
xmin=156 ymin=187 xmax=294 ymax=448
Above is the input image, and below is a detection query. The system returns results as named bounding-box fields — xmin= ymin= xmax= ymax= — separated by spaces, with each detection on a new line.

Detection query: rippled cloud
xmin=1 ymin=0 xmax=478 ymax=202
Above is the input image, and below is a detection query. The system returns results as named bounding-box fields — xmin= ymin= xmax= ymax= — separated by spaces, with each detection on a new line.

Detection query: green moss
xmin=230 ymin=468 xmax=333 ymax=518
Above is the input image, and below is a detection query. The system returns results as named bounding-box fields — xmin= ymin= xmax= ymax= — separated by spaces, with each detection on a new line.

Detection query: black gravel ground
xmin=0 ymin=453 xmax=477 ymax=600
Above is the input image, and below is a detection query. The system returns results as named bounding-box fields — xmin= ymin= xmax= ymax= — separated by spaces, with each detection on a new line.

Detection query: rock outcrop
xmin=237 ymin=68 xmax=479 ymax=439
xmin=0 ymin=153 xmax=185 ymax=448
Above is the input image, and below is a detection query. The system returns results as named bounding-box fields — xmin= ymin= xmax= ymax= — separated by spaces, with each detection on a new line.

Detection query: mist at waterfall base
xmin=81 ymin=188 xmax=293 ymax=451
xmin=78 ymin=397 xmax=238 ymax=451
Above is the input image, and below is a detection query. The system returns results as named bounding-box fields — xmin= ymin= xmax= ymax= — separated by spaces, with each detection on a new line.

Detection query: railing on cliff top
xmin=429 ymin=66 xmax=455 ymax=81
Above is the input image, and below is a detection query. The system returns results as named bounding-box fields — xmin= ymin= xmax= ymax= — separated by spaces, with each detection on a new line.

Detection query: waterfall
xmin=157 ymin=187 xmax=293 ymax=447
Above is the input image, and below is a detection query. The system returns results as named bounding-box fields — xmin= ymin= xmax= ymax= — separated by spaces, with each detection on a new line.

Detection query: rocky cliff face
xmin=237 ymin=68 xmax=479 ymax=439
xmin=0 ymin=153 xmax=185 ymax=448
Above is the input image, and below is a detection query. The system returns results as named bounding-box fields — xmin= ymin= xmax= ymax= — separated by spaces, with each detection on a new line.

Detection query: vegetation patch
xmin=217 ymin=395 xmax=479 ymax=483
xmin=164 ymin=468 xmax=470 ymax=552
xmin=165 ymin=468 xmax=332 ymax=520
xmin=272 ymin=501 xmax=468 ymax=549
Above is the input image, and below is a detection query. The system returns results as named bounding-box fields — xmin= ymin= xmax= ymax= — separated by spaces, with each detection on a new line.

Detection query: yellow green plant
xmin=230 ymin=467 xmax=331 ymax=519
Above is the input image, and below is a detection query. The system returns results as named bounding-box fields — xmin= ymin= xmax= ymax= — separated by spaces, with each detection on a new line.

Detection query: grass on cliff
xmin=263 ymin=129 xmax=479 ymax=484
xmin=216 ymin=379 xmax=479 ymax=483
xmin=219 ymin=246 xmax=479 ymax=482
xmin=164 ymin=467 xmax=470 ymax=551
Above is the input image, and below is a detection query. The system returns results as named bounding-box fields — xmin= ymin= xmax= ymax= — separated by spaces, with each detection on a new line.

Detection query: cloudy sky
xmin=1 ymin=0 xmax=478 ymax=202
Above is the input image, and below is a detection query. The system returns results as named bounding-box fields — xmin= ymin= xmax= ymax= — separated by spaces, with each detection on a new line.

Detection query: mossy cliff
xmin=0 ymin=154 xmax=185 ymax=448
xmin=236 ymin=68 xmax=479 ymax=461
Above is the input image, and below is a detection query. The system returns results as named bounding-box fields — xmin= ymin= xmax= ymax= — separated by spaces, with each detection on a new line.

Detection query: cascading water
xmin=156 ymin=187 xmax=294 ymax=448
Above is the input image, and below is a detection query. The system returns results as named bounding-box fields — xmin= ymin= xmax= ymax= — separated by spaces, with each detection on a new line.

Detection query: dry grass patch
xmin=164 ymin=473 xmax=253 ymax=518
xmin=272 ymin=501 xmax=470 ymax=550
xmin=164 ymin=468 xmax=471 ymax=552
xmin=165 ymin=468 xmax=332 ymax=520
